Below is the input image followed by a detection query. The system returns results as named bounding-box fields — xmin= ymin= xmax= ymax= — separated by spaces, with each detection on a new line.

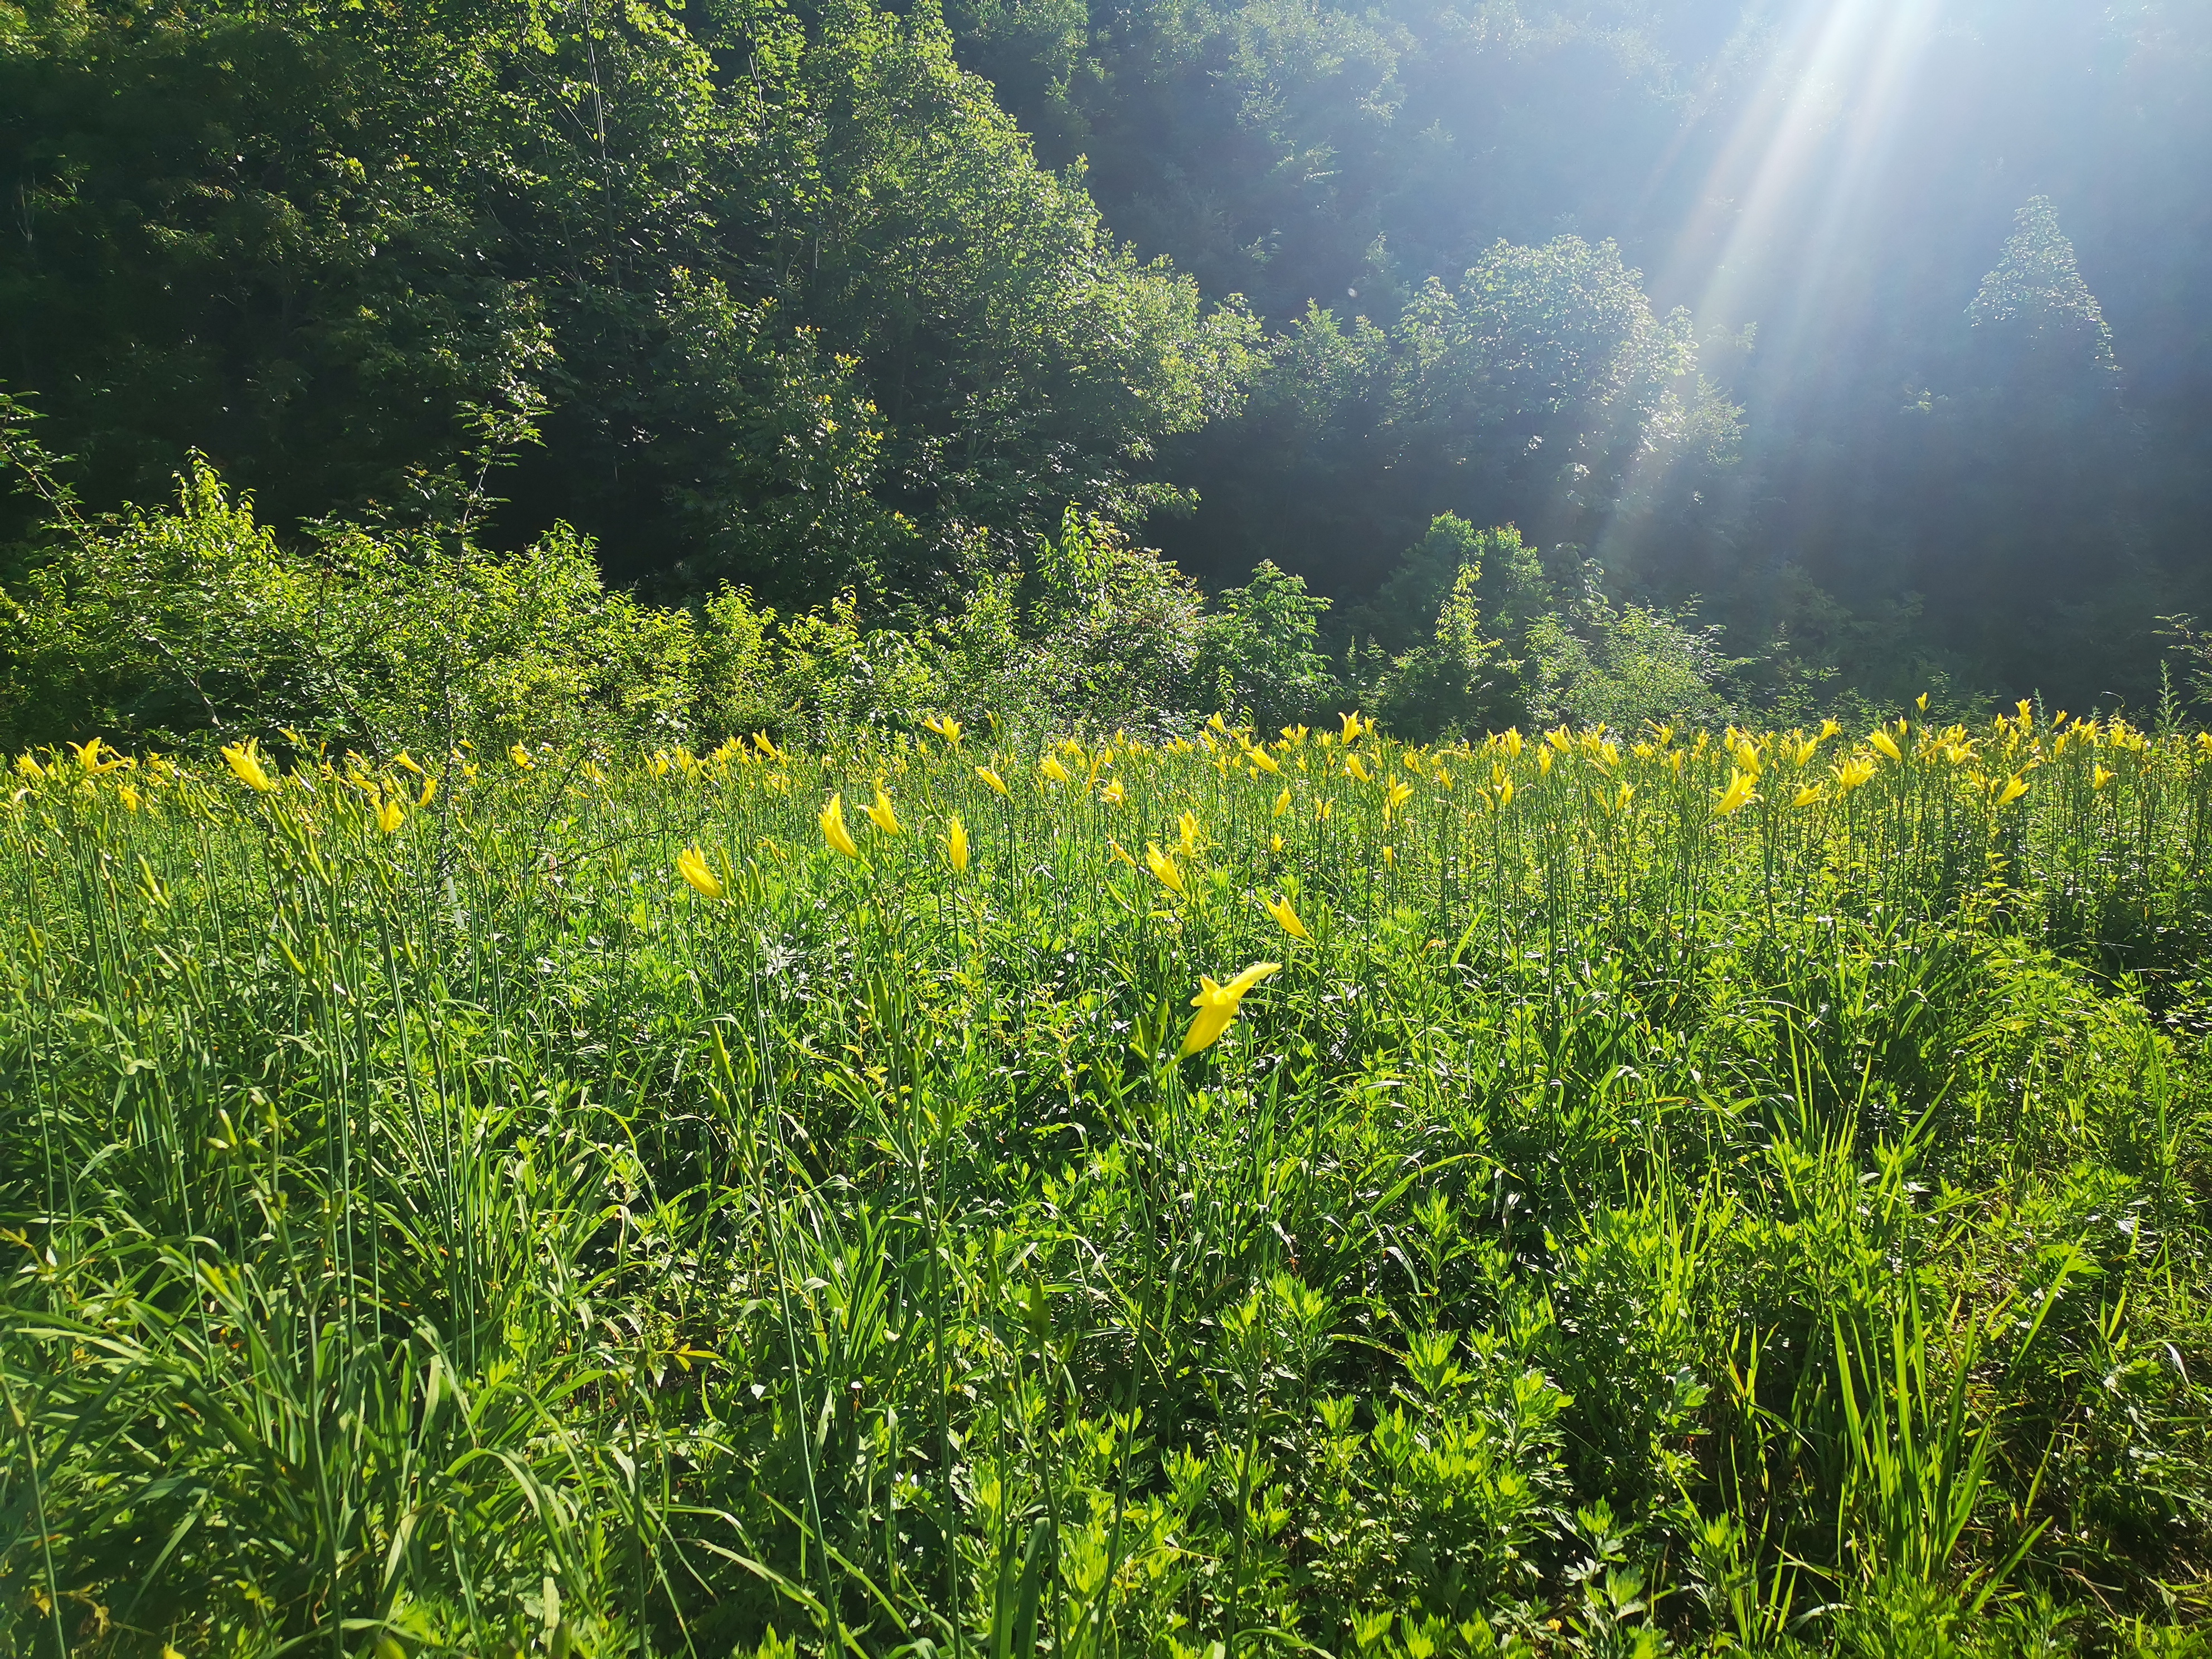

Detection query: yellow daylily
xmin=1714 ymin=768 xmax=1759 ymax=817
xmin=865 ymin=787 xmax=901 ymax=835
xmin=820 ymin=794 xmax=861 ymax=858
xmin=1261 ymin=893 xmax=1310 ymax=942
xmin=944 ymin=815 xmax=969 ymax=872
xmin=2092 ymin=765 xmax=2115 ymax=792
xmin=677 ymin=846 xmax=725 ymax=899
xmin=221 ymin=739 xmax=278 ymax=793
xmin=1339 ymin=711 xmax=1364 ymax=743
xmin=1869 ymin=728 xmax=1904 ymax=764
xmin=1040 ymin=755 xmax=1071 ymax=785
xmin=1178 ymin=811 xmax=1201 ymax=857
xmin=1272 ymin=787 xmax=1292 ymax=817
xmin=1247 ymin=746 xmax=1280 ymax=775
xmin=1385 ymin=777 xmax=1414 ymax=814
xmin=375 ymin=797 xmax=405 ymax=836
xmin=977 ymin=765 xmax=1010 ymax=797
xmin=1792 ymin=784 xmax=1823 ymax=809
xmin=1108 ymin=838 xmax=1139 ymax=869
xmin=1998 ymin=775 xmax=2030 ymax=806
xmin=1144 ymin=842 xmax=1187 ymax=899
xmin=1345 ymin=754 xmax=1371 ymax=783
xmin=418 ymin=774 xmax=439 ymax=808
xmin=1180 ymin=962 xmax=1282 ymax=1056
xmin=923 ymin=714 xmax=964 ymax=749
xmin=510 ymin=743 xmax=535 ymax=769
xmin=1100 ymin=777 xmax=1126 ymax=806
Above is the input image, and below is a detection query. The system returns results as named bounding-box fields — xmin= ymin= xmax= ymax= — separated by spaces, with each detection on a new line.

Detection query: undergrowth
xmin=4 ymin=709 xmax=2211 ymax=1658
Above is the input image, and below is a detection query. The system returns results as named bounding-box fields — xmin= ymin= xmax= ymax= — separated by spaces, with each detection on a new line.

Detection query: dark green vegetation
xmin=2 ymin=0 xmax=2209 ymax=716
xmin=6 ymin=712 xmax=2212 ymax=1656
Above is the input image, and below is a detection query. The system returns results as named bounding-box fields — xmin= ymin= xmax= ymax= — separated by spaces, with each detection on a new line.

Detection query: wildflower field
xmin=7 ymin=710 xmax=2212 ymax=1658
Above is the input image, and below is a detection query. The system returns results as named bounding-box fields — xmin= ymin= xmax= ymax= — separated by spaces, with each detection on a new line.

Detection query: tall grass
xmin=3 ymin=711 xmax=2211 ymax=1657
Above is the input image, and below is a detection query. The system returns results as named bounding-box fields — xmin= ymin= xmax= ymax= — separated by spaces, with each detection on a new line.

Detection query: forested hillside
xmin=1 ymin=0 xmax=2207 ymax=730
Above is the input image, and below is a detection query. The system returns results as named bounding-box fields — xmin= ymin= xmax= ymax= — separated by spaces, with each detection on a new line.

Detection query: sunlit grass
xmin=3 ymin=707 xmax=2211 ymax=1657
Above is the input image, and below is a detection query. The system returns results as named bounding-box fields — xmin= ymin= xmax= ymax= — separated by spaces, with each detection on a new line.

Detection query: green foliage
xmin=0 ymin=0 xmax=1257 ymax=593
xmin=1 ymin=446 xmax=1343 ymax=748
xmin=7 ymin=710 xmax=2212 ymax=1652
xmin=1968 ymin=196 xmax=2121 ymax=380
xmin=0 ymin=461 xmax=696 ymax=754
xmin=1195 ymin=559 xmax=1338 ymax=731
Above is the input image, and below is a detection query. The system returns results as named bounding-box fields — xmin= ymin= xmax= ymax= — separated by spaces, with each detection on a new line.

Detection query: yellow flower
xmin=1246 ymin=746 xmax=1280 ymax=775
xmin=1269 ymin=833 xmax=1285 ymax=853
xmin=1382 ymin=845 xmax=1395 ymax=867
xmin=924 ymin=714 xmax=964 ymax=749
xmin=1108 ymin=838 xmax=1139 ymax=869
xmin=1178 ymin=811 xmax=1201 ymax=857
xmin=1040 ymin=755 xmax=1071 ymax=785
xmin=865 ymin=786 xmax=902 ymax=836
xmin=1144 ymin=842 xmax=1187 ymax=898
xmin=820 ymin=794 xmax=861 ymax=858
xmin=1339 ymin=711 xmax=1364 ymax=743
xmin=1180 ymin=962 xmax=1282 ymax=1055
xmin=1714 ymin=768 xmax=1759 ymax=817
xmin=944 ymin=814 xmax=970 ymax=872
xmin=1833 ymin=756 xmax=1876 ymax=793
xmin=14 ymin=753 xmax=43 ymax=779
xmin=2092 ymin=764 xmax=2115 ymax=792
xmin=1273 ymin=787 xmax=1292 ymax=817
xmin=977 ymin=765 xmax=1010 ymax=797
xmin=753 ymin=731 xmax=783 ymax=764
xmin=510 ymin=743 xmax=535 ymax=769
xmin=1316 ymin=798 xmax=1333 ymax=821
xmin=1869 ymin=728 xmax=1903 ymax=764
xmin=221 ymin=739 xmax=278 ymax=793
xmin=418 ymin=774 xmax=439 ymax=807
xmin=70 ymin=736 xmax=125 ymax=773
xmin=1262 ymin=892 xmax=1309 ymax=941
xmin=1497 ymin=777 xmax=1515 ymax=808
xmin=375 ymin=796 xmax=405 ymax=835
xmin=1385 ymin=777 xmax=1413 ymax=814
xmin=677 ymin=846 xmax=725 ymax=899
xmin=1501 ymin=727 xmax=1525 ymax=757
xmin=118 ymin=783 xmax=141 ymax=813
xmin=1537 ymin=748 xmax=1554 ymax=775
xmin=1345 ymin=754 xmax=1371 ymax=783
xmin=1998 ymin=775 xmax=2030 ymax=806
xmin=394 ymin=750 xmax=423 ymax=775
xmin=1792 ymin=784 xmax=1823 ymax=809
xmin=1100 ymin=776 xmax=1126 ymax=806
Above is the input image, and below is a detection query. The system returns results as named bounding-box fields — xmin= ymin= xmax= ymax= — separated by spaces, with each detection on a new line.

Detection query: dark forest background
xmin=2 ymin=0 xmax=2207 ymax=719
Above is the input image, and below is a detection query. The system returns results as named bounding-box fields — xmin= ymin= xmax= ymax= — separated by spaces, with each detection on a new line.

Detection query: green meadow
xmin=5 ymin=711 xmax=2212 ymax=1657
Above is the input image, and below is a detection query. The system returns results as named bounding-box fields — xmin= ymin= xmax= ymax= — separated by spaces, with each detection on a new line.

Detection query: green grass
xmin=5 ymin=711 xmax=2212 ymax=1659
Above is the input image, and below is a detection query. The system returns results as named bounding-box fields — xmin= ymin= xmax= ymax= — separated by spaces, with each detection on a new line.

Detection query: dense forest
xmin=1 ymin=0 xmax=2208 ymax=729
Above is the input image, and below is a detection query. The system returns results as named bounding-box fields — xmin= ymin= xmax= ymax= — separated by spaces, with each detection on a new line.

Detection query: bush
xmin=0 ymin=461 xmax=697 ymax=755
xmin=1 ymin=450 xmax=1345 ymax=751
